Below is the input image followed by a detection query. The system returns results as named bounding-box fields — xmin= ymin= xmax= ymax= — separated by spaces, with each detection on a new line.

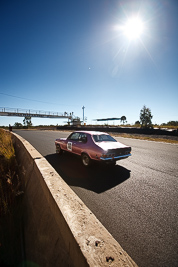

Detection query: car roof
xmin=74 ymin=130 xmax=109 ymax=135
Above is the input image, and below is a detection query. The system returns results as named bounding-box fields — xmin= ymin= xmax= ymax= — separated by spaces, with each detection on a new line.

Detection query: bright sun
xmin=123 ymin=17 xmax=144 ymax=40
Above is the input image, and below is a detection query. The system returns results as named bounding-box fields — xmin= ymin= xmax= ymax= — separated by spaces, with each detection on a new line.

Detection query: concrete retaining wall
xmin=12 ymin=132 xmax=138 ymax=267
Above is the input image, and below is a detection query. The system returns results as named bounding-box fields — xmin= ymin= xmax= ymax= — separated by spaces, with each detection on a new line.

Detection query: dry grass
xmin=0 ymin=129 xmax=23 ymax=266
xmin=111 ymin=133 xmax=178 ymax=144
xmin=0 ymin=129 xmax=20 ymax=215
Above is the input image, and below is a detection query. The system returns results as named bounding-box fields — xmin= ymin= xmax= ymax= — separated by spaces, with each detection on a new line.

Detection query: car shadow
xmin=45 ymin=152 xmax=131 ymax=194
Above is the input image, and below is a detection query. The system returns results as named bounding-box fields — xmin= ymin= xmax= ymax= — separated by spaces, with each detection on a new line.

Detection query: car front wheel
xmin=81 ymin=153 xmax=91 ymax=167
xmin=56 ymin=144 xmax=63 ymax=155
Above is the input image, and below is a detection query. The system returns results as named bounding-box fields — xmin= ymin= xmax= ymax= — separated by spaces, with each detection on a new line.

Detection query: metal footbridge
xmin=0 ymin=107 xmax=72 ymax=119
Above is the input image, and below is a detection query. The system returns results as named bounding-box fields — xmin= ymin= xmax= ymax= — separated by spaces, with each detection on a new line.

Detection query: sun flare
xmin=123 ymin=17 xmax=144 ymax=40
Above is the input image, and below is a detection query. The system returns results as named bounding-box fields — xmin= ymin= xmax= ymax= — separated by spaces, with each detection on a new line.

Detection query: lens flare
xmin=123 ymin=17 xmax=144 ymax=40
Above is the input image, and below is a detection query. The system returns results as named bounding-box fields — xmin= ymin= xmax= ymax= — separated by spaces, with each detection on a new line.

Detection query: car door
xmin=66 ymin=132 xmax=80 ymax=154
xmin=73 ymin=133 xmax=87 ymax=155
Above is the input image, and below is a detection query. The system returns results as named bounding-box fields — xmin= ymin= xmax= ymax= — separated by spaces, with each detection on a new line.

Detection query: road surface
xmin=14 ymin=130 xmax=178 ymax=267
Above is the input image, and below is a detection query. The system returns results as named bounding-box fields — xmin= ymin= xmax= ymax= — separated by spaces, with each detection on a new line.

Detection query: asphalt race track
xmin=14 ymin=130 xmax=178 ymax=267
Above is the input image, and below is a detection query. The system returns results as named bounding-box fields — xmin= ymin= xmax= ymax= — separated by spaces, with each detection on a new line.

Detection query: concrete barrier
xmin=11 ymin=132 xmax=138 ymax=267
xmin=56 ymin=125 xmax=178 ymax=137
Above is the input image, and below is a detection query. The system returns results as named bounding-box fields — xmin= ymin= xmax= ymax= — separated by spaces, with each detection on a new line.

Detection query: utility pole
xmin=82 ymin=106 xmax=85 ymax=125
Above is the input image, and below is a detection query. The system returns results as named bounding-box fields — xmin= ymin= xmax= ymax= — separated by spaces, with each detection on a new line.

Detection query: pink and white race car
xmin=55 ymin=131 xmax=131 ymax=166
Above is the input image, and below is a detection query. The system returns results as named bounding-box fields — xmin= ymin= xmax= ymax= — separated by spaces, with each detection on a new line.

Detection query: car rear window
xmin=93 ymin=134 xmax=117 ymax=142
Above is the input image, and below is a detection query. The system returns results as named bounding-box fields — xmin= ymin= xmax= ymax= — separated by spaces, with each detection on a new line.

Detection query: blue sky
xmin=0 ymin=0 xmax=178 ymax=126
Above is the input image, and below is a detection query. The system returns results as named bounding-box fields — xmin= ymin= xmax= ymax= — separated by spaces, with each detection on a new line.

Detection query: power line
xmin=0 ymin=92 xmax=80 ymax=107
xmin=0 ymin=92 xmax=54 ymax=104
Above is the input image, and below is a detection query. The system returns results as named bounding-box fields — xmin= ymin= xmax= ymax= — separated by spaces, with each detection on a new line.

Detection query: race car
xmin=55 ymin=130 xmax=131 ymax=166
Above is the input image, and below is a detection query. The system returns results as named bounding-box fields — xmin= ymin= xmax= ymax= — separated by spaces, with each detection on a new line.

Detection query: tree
xmin=14 ymin=122 xmax=23 ymax=128
xmin=121 ymin=116 xmax=127 ymax=124
xmin=167 ymin=121 xmax=178 ymax=126
xmin=140 ymin=105 xmax=153 ymax=128
xmin=23 ymin=116 xmax=32 ymax=127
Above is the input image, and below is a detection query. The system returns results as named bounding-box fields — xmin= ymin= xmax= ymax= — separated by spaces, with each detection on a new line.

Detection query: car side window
xmin=68 ymin=132 xmax=80 ymax=141
xmin=79 ymin=133 xmax=87 ymax=143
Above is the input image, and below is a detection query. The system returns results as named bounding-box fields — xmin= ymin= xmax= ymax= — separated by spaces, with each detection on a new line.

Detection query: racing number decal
xmin=67 ymin=142 xmax=72 ymax=151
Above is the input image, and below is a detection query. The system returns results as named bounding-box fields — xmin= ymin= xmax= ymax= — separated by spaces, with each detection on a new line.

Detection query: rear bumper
xmin=100 ymin=153 xmax=131 ymax=161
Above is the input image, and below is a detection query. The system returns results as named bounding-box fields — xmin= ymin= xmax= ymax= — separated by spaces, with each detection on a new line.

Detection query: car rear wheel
xmin=56 ymin=144 xmax=63 ymax=154
xmin=81 ymin=153 xmax=91 ymax=167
